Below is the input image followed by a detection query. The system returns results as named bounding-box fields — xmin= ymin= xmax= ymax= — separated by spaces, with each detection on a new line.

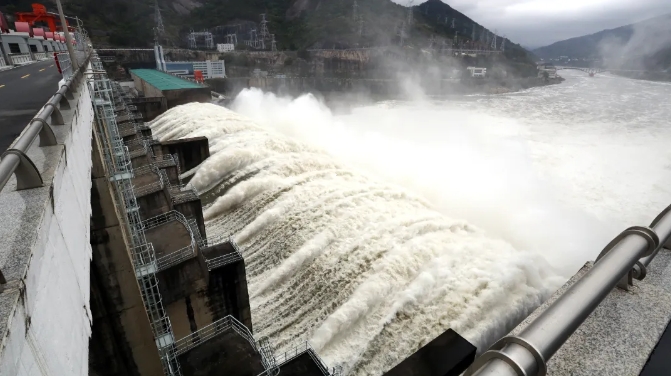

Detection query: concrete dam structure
xmin=1 ymin=26 xmax=671 ymax=376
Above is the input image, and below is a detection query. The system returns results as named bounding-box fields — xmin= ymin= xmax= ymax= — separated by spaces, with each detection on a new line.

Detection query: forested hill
xmin=2 ymin=0 xmax=529 ymax=58
xmin=533 ymin=14 xmax=671 ymax=71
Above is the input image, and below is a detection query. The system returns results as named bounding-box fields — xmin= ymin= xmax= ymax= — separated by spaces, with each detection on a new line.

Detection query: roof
xmin=130 ymin=69 xmax=204 ymax=91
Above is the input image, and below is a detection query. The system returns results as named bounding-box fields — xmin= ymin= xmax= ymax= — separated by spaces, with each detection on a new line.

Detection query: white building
xmin=216 ymin=43 xmax=234 ymax=52
xmin=466 ymin=67 xmax=487 ymax=78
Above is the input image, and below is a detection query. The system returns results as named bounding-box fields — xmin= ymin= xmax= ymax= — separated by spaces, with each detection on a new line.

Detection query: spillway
xmin=148 ymin=73 xmax=671 ymax=375
xmin=149 ymin=102 xmax=563 ymax=375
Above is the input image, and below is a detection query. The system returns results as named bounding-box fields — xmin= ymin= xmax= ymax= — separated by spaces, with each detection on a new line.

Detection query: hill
xmin=1 ymin=0 xmax=532 ymax=61
xmin=533 ymin=14 xmax=671 ymax=71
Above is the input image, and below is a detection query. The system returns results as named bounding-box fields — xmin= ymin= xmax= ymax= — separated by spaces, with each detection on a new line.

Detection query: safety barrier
xmin=90 ymin=54 xmax=181 ymax=375
xmin=0 ymin=55 xmax=8 ymax=69
xmin=142 ymin=210 xmax=197 ymax=271
xmin=201 ymin=236 xmax=244 ymax=271
xmin=466 ymin=205 xmax=671 ymax=376
xmin=33 ymin=52 xmax=48 ymax=61
xmin=275 ymin=341 xmax=342 ymax=376
xmin=0 ymin=52 xmax=91 ymax=192
xmin=8 ymin=53 xmax=32 ymax=66
xmin=172 ymin=316 xmax=279 ymax=375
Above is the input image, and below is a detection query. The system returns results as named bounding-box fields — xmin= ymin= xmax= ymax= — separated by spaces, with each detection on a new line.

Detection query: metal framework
xmin=89 ymin=54 xmax=181 ymax=375
xmin=275 ymin=341 xmax=343 ymax=376
xmin=188 ymin=30 xmax=214 ymax=50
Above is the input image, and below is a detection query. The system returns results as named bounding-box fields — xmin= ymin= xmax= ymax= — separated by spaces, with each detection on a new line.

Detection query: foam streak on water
xmin=149 ymin=103 xmax=562 ymax=375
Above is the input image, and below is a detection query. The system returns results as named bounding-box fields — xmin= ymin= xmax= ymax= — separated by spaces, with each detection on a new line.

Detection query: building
xmin=466 ymin=66 xmax=487 ymax=78
xmin=0 ymin=21 xmax=67 ymax=67
xmin=216 ymin=43 xmax=234 ymax=52
xmin=537 ymin=62 xmax=558 ymax=79
xmin=163 ymin=60 xmax=226 ymax=79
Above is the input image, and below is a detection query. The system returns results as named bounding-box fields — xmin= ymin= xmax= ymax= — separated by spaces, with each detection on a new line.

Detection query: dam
xmin=1 ymin=23 xmax=671 ymax=376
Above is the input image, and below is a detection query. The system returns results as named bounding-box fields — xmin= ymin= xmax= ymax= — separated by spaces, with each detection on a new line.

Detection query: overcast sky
xmin=392 ymin=0 xmax=671 ymax=48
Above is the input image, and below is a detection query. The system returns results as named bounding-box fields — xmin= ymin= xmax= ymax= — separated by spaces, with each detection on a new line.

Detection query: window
xmin=29 ymin=44 xmax=38 ymax=53
xmin=8 ymin=43 xmax=21 ymax=54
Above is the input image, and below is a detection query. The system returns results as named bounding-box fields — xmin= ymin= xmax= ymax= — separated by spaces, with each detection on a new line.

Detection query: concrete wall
xmin=0 ymin=66 xmax=94 ymax=376
xmin=0 ymin=34 xmax=30 ymax=54
xmin=27 ymin=38 xmax=45 ymax=53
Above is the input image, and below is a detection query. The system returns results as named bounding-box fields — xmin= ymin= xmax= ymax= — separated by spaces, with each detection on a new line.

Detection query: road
xmin=0 ymin=59 xmax=61 ymax=152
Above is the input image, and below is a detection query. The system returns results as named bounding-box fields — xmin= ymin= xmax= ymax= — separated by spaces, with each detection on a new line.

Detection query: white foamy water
xmin=149 ymin=71 xmax=671 ymax=375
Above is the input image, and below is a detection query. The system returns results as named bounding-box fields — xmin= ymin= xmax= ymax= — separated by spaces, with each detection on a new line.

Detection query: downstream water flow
xmin=149 ymin=71 xmax=671 ymax=375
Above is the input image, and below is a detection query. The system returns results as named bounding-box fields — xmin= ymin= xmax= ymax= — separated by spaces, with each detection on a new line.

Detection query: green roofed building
xmin=129 ymin=69 xmax=211 ymax=111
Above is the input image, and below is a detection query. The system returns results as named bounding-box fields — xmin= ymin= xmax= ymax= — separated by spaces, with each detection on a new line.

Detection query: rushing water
xmin=149 ymin=71 xmax=671 ymax=375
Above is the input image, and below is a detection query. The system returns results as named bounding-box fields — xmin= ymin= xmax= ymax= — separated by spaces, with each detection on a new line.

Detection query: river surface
xmin=149 ymin=71 xmax=671 ymax=375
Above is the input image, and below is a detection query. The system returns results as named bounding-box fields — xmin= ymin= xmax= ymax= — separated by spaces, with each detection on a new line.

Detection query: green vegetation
xmin=1 ymin=0 xmax=538 ymax=74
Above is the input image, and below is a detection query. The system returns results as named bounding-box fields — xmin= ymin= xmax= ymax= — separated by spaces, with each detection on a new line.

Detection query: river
xmin=149 ymin=71 xmax=671 ymax=375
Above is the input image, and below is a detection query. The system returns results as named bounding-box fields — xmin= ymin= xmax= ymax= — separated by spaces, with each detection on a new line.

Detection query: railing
xmin=91 ymin=53 xmax=182 ymax=375
xmin=57 ymin=52 xmax=73 ymax=80
xmin=173 ymin=316 xmax=253 ymax=355
xmin=0 ymin=52 xmax=91 ymax=193
xmin=142 ymin=210 xmax=197 ymax=271
xmin=8 ymin=53 xmax=32 ymax=66
xmin=33 ymin=52 xmax=48 ymax=61
xmin=274 ymin=341 xmax=340 ymax=376
xmin=466 ymin=205 xmax=671 ymax=376
xmin=0 ymin=55 xmax=7 ymax=68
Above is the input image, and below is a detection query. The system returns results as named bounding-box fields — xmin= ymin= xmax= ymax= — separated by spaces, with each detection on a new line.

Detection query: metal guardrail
xmin=274 ymin=341 xmax=341 ymax=375
xmin=466 ymin=204 xmax=671 ymax=376
xmin=8 ymin=53 xmax=32 ymax=65
xmin=33 ymin=52 xmax=48 ymax=61
xmin=0 ymin=52 xmax=91 ymax=193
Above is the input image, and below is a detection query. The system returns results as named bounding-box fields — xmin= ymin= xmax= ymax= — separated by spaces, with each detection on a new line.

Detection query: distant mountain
xmin=533 ymin=14 xmax=671 ymax=71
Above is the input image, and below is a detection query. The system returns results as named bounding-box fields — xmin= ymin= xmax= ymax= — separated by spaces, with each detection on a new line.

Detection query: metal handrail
xmin=467 ymin=204 xmax=671 ymax=376
xmin=0 ymin=52 xmax=91 ymax=192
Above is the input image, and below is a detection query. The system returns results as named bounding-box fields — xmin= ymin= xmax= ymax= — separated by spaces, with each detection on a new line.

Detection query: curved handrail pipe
xmin=466 ymin=206 xmax=671 ymax=376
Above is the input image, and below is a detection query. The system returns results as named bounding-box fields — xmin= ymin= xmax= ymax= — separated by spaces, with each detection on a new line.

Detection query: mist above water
xmin=149 ymin=70 xmax=671 ymax=375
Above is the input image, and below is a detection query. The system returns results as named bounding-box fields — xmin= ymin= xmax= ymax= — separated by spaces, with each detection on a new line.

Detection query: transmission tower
xmin=407 ymin=8 xmax=414 ymax=27
xmin=491 ymin=30 xmax=497 ymax=50
xmin=471 ymin=24 xmax=476 ymax=41
xmin=451 ymin=18 xmax=455 ymax=29
xmin=353 ymin=0 xmax=359 ymax=22
xmin=500 ymin=36 xmax=506 ymax=52
xmin=153 ymin=0 xmax=165 ymax=43
xmin=396 ymin=21 xmax=406 ymax=46
xmin=188 ymin=29 xmax=196 ymax=49
xmin=260 ymin=14 xmax=270 ymax=40
xmin=358 ymin=16 xmax=364 ymax=36
xmin=428 ymin=35 xmax=436 ymax=50
xmin=271 ymin=34 xmax=277 ymax=51
xmin=480 ymin=27 xmax=486 ymax=45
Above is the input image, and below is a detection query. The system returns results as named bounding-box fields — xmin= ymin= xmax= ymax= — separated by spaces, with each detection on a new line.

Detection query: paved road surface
xmin=0 ymin=59 xmax=61 ymax=152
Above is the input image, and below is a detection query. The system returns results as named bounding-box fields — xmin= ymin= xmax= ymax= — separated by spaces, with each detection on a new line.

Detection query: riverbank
xmin=207 ymin=75 xmax=565 ymax=104
xmin=612 ymin=71 xmax=671 ymax=83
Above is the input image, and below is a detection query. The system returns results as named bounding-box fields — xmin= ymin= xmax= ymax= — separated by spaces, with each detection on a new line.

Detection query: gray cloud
xmin=389 ymin=0 xmax=671 ymax=47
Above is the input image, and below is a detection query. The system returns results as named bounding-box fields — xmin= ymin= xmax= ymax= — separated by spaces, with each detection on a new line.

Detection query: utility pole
xmin=55 ymin=0 xmax=78 ymax=70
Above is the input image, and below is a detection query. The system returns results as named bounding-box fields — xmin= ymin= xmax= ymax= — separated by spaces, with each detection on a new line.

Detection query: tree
xmin=542 ymin=70 xmax=549 ymax=82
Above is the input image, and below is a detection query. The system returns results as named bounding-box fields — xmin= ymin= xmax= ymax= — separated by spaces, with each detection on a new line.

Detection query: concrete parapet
xmin=0 ymin=64 xmax=99 ymax=375
xmin=176 ymin=325 xmax=266 ymax=376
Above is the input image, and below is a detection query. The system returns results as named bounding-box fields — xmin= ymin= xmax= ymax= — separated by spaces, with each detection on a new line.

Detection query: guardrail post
xmin=1 ymin=149 xmax=43 ymax=190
